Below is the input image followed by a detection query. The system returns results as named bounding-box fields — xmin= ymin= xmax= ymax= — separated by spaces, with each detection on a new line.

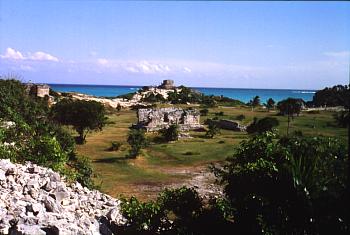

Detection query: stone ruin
xmin=25 ymin=83 xmax=50 ymax=98
xmin=136 ymin=107 xmax=202 ymax=132
xmin=158 ymin=80 xmax=175 ymax=90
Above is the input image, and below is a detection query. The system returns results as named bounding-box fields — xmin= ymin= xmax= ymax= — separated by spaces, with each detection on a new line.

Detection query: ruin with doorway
xmin=136 ymin=107 xmax=202 ymax=132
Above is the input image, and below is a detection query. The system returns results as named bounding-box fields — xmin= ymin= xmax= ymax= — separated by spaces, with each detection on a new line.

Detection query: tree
xmin=206 ymin=121 xmax=220 ymax=138
xmin=159 ymin=124 xmax=179 ymax=142
xmin=215 ymin=133 xmax=348 ymax=234
xmin=51 ymin=99 xmax=107 ymax=144
xmin=312 ymin=84 xmax=349 ymax=108
xmin=252 ymin=95 xmax=260 ymax=107
xmin=246 ymin=117 xmax=279 ymax=134
xmin=266 ymin=98 xmax=275 ymax=111
xmin=277 ymin=98 xmax=303 ymax=135
xmin=248 ymin=96 xmax=260 ymax=111
xmin=127 ymin=129 xmax=148 ymax=158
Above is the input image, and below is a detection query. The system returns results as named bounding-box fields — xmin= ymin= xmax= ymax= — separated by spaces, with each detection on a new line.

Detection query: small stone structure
xmin=25 ymin=83 xmax=50 ymax=97
xmin=136 ymin=107 xmax=202 ymax=131
xmin=158 ymin=80 xmax=175 ymax=89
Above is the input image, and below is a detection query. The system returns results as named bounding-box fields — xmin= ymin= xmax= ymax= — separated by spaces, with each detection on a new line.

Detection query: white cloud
xmin=324 ymin=51 xmax=350 ymax=58
xmin=0 ymin=47 xmax=59 ymax=62
xmin=0 ymin=48 xmax=25 ymax=60
xmin=29 ymin=51 xmax=59 ymax=62
xmin=97 ymin=58 xmax=109 ymax=65
xmin=183 ymin=67 xmax=192 ymax=73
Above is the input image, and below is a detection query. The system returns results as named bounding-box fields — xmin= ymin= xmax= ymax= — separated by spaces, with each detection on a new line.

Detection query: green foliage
xmin=120 ymin=196 xmax=170 ymax=234
xmin=235 ymin=114 xmax=245 ymax=121
xmin=0 ymin=78 xmax=95 ymax=189
xmin=216 ymin=132 xmax=348 ymax=234
xmin=117 ymin=92 xmax=135 ymax=100
xmin=108 ymin=141 xmax=122 ymax=151
xmin=205 ymin=121 xmax=221 ymax=138
xmin=266 ymin=98 xmax=275 ymax=111
xmin=127 ymin=129 xmax=148 ymax=158
xmin=333 ymin=111 xmax=349 ymax=127
xmin=119 ymin=186 xmax=233 ymax=235
xmin=246 ymin=117 xmax=279 ymax=134
xmin=199 ymin=108 xmax=209 ymax=116
xmin=277 ymin=98 xmax=303 ymax=117
xmin=159 ymin=124 xmax=179 ymax=142
xmin=312 ymin=84 xmax=349 ymax=108
xmin=214 ymin=111 xmax=224 ymax=116
xmin=142 ymin=93 xmax=166 ymax=103
xmin=51 ymin=99 xmax=107 ymax=143
xmin=70 ymin=155 xmax=95 ymax=189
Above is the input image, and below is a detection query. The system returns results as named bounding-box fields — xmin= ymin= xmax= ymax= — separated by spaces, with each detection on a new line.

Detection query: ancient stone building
xmin=136 ymin=107 xmax=202 ymax=131
xmin=158 ymin=80 xmax=175 ymax=89
xmin=25 ymin=83 xmax=50 ymax=97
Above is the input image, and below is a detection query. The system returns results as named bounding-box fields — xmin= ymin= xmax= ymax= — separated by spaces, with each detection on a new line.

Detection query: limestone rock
xmin=0 ymin=159 xmax=125 ymax=235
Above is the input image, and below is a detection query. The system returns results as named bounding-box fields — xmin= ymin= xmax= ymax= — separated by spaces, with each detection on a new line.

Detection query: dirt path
xmin=135 ymin=165 xmax=224 ymax=201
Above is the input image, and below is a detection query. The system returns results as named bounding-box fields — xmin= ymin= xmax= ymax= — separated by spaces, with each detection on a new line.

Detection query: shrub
xmin=214 ymin=111 xmax=224 ymax=116
xmin=108 ymin=141 xmax=122 ymax=151
xmin=200 ymin=108 xmax=209 ymax=116
xmin=159 ymin=124 xmax=179 ymax=142
xmin=246 ymin=117 xmax=279 ymax=134
xmin=215 ymin=133 xmax=348 ymax=234
xmin=127 ymin=129 xmax=148 ymax=158
xmin=206 ymin=121 xmax=221 ymax=138
xmin=235 ymin=114 xmax=245 ymax=121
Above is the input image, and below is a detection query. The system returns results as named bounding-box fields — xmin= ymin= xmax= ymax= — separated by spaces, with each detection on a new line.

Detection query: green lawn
xmin=76 ymin=106 xmax=347 ymax=201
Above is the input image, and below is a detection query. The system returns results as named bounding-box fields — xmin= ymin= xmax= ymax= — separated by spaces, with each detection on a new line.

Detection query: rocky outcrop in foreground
xmin=0 ymin=159 xmax=125 ymax=234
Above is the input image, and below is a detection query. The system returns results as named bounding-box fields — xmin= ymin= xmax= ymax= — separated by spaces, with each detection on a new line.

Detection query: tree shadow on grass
xmin=93 ymin=156 xmax=129 ymax=163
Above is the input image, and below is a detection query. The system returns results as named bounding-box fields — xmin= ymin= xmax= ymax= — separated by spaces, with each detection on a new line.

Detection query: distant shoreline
xmin=48 ymin=83 xmax=317 ymax=92
xmin=49 ymin=84 xmax=316 ymax=103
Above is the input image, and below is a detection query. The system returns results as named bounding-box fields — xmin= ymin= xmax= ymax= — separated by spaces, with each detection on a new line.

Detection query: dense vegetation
xmin=246 ymin=116 xmax=279 ymax=134
xmin=312 ymin=84 xmax=349 ymax=107
xmin=1 ymin=77 xmax=348 ymax=234
xmin=0 ymin=78 xmax=95 ymax=188
xmin=117 ymin=133 xmax=349 ymax=234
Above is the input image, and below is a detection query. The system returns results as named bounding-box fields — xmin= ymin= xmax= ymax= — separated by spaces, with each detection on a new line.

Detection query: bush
xmin=214 ymin=111 xmax=224 ymax=116
xmin=127 ymin=129 xmax=148 ymax=158
xmin=183 ymin=151 xmax=200 ymax=155
xmin=235 ymin=114 xmax=245 ymax=121
xmin=200 ymin=108 xmax=209 ymax=116
xmin=159 ymin=124 xmax=179 ymax=142
xmin=108 ymin=141 xmax=122 ymax=151
xmin=215 ymin=133 xmax=348 ymax=234
xmin=246 ymin=117 xmax=279 ymax=134
xmin=206 ymin=121 xmax=221 ymax=138
xmin=333 ymin=111 xmax=349 ymax=127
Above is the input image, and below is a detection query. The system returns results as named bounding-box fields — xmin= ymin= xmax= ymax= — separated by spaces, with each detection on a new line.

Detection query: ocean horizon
xmin=49 ymin=83 xmax=316 ymax=103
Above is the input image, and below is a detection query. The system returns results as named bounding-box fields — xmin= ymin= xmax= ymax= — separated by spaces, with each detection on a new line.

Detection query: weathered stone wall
xmin=36 ymin=85 xmax=50 ymax=98
xmin=158 ymin=80 xmax=175 ymax=89
xmin=137 ymin=107 xmax=202 ymax=131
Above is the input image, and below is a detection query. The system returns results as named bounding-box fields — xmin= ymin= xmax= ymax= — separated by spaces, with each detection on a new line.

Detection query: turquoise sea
xmin=49 ymin=84 xmax=316 ymax=103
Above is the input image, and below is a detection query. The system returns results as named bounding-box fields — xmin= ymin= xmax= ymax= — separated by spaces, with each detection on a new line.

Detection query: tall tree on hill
xmin=266 ymin=98 xmax=275 ymax=112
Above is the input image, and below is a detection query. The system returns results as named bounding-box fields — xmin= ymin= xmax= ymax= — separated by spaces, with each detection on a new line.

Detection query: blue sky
xmin=0 ymin=1 xmax=349 ymax=89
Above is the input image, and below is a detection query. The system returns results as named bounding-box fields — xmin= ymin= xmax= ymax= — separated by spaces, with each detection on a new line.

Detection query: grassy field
xmin=76 ymin=106 xmax=348 ymax=201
